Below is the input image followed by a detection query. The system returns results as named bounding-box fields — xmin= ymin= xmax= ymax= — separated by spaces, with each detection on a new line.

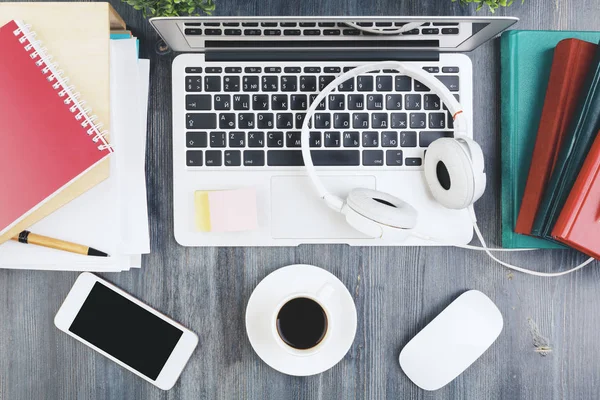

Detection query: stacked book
xmin=501 ymin=30 xmax=600 ymax=258
xmin=0 ymin=3 xmax=150 ymax=272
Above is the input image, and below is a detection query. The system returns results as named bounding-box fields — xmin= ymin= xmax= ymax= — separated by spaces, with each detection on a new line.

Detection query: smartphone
xmin=54 ymin=273 xmax=198 ymax=390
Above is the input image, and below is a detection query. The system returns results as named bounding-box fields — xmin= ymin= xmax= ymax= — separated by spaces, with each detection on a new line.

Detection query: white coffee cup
xmin=271 ymin=283 xmax=336 ymax=356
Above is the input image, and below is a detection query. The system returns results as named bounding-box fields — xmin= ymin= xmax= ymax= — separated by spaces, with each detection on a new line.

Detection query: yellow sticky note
xmin=194 ymin=191 xmax=212 ymax=232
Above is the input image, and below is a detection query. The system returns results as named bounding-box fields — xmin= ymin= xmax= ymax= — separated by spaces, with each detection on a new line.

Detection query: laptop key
xmin=353 ymin=113 xmax=369 ymax=129
xmin=348 ymin=94 xmax=364 ymax=110
xmin=245 ymin=67 xmax=261 ymax=73
xmin=267 ymin=150 xmax=360 ymax=166
xmin=223 ymin=76 xmax=240 ymax=92
xmin=186 ymin=95 xmax=211 ymax=110
xmin=187 ymin=113 xmax=217 ymax=129
xmin=299 ymin=22 xmax=316 ymax=27
xmin=244 ymin=29 xmax=261 ymax=35
xmin=257 ymin=113 xmax=274 ymax=129
xmin=264 ymin=29 xmax=281 ymax=36
xmin=210 ymin=131 xmax=226 ymax=148
xmin=343 ymin=29 xmax=361 ymax=35
xmin=262 ymin=76 xmax=278 ymax=91
xmin=442 ymin=66 xmax=459 ymax=73
xmin=224 ymin=150 xmax=241 ymax=166
xmin=329 ymin=94 xmax=345 ymax=110
xmin=281 ymin=76 xmax=298 ymax=92
xmin=295 ymin=113 xmax=307 ymax=128
xmin=362 ymin=131 xmax=379 ymax=147
xmin=205 ymin=67 xmax=222 ymax=73
xmin=414 ymin=80 xmax=430 ymax=92
xmin=238 ymin=113 xmax=255 ymax=129
xmin=323 ymin=29 xmax=341 ymax=35
xmin=233 ymin=94 xmax=250 ymax=110
xmin=186 ymin=76 xmax=203 ymax=92
xmin=371 ymin=113 xmax=388 ymax=129
xmin=422 ymin=66 xmax=439 ymax=73
xmin=265 ymin=67 xmax=282 ymax=73
xmin=395 ymin=76 xmax=412 ymax=91
xmin=186 ymin=132 xmax=208 ymax=148
xmin=204 ymin=29 xmax=222 ymax=35
xmin=338 ymin=77 xmax=354 ymax=92
xmin=319 ymin=75 xmax=335 ymax=90
xmin=343 ymin=131 xmax=360 ymax=147
xmin=410 ymin=113 xmax=426 ymax=129
xmin=219 ymin=113 xmax=236 ymax=129
xmin=420 ymin=131 xmax=453 ymax=147
xmin=305 ymin=67 xmax=321 ymax=73
xmin=309 ymin=94 xmax=326 ymax=110
xmin=300 ymin=76 xmax=317 ymax=92
xmin=272 ymin=94 xmax=288 ymax=110
xmin=405 ymin=94 xmax=421 ymax=110
xmin=261 ymin=22 xmax=278 ymax=27
xmin=405 ymin=157 xmax=422 ymax=166
xmin=276 ymin=113 xmax=294 ymax=129
xmin=204 ymin=76 xmax=221 ymax=92
xmin=284 ymin=67 xmax=302 ymax=73
xmin=324 ymin=131 xmax=341 ymax=147
xmin=229 ymin=132 xmax=245 ymax=147
xmin=224 ymin=29 xmax=242 ymax=35
xmin=186 ymin=151 xmax=203 ymax=166
xmin=309 ymin=131 xmax=322 ymax=147
xmin=400 ymin=131 xmax=417 ymax=147
xmin=286 ymin=131 xmax=302 ymax=147
xmin=334 ymin=113 xmax=350 ymax=129
xmin=185 ymin=67 xmax=202 ymax=74
xmin=253 ymin=94 xmax=269 ymax=110
xmin=242 ymin=22 xmax=259 ymax=27
xmin=281 ymin=22 xmax=298 ymax=27
xmin=248 ymin=131 xmax=265 ymax=147
xmin=303 ymin=29 xmax=320 ymax=35
xmin=367 ymin=94 xmax=384 ymax=110
xmin=291 ymin=94 xmax=308 ymax=110
xmin=391 ymin=113 xmax=408 ymax=129
xmin=429 ymin=113 xmax=446 ymax=129
xmin=205 ymin=150 xmax=222 ymax=166
xmin=382 ymin=131 xmax=398 ymax=147
xmin=324 ymin=66 xmax=341 ymax=73
xmin=436 ymin=75 xmax=459 ymax=91
xmin=441 ymin=28 xmax=459 ymax=34
xmin=376 ymin=76 xmax=393 ymax=91
xmin=243 ymin=76 xmax=260 ymax=91
xmin=363 ymin=150 xmax=384 ymax=166
xmin=386 ymin=94 xmax=402 ymax=110
xmin=386 ymin=150 xmax=404 ymax=166
xmin=357 ymin=75 xmax=373 ymax=91
xmin=244 ymin=150 xmax=265 ymax=166
xmin=214 ymin=94 xmax=231 ymax=110
xmin=267 ymin=131 xmax=284 ymax=147
xmin=424 ymin=94 xmax=441 ymax=110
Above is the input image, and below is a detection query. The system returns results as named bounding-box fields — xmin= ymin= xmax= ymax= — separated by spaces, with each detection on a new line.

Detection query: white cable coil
xmin=12 ymin=22 xmax=112 ymax=153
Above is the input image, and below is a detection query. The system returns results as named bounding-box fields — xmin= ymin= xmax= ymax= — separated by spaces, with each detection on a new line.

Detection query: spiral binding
xmin=12 ymin=22 xmax=113 ymax=153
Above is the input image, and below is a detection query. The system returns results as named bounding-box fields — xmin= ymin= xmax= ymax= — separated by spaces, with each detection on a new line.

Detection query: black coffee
xmin=276 ymin=297 xmax=328 ymax=350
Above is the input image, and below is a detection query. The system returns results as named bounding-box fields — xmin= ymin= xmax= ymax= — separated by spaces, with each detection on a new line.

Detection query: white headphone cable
xmin=344 ymin=22 xmax=424 ymax=35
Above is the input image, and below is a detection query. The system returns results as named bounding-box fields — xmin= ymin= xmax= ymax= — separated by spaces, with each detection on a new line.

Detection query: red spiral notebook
xmin=0 ymin=20 xmax=113 ymax=236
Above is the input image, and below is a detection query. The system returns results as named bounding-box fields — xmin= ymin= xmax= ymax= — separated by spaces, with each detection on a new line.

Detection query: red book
xmin=515 ymin=39 xmax=597 ymax=235
xmin=553 ymin=130 xmax=600 ymax=258
xmin=0 ymin=20 xmax=112 ymax=235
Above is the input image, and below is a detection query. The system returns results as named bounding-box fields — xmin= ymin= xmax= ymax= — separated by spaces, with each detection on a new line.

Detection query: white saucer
xmin=245 ymin=264 xmax=357 ymax=376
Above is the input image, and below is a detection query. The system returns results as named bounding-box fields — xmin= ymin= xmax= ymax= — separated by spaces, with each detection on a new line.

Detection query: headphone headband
xmin=300 ymin=61 xmax=468 ymax=211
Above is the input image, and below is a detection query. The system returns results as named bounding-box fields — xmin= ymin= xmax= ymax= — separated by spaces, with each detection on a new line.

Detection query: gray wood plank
xmin=1 ymin=0 xmax=600 ymax=399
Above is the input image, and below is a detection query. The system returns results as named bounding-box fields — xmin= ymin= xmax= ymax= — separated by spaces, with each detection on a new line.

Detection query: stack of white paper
xmin=0 ymin=38 xmax=150 ymax=272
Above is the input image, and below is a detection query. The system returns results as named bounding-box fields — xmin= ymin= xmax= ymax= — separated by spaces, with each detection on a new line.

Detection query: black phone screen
xmin=69 ymin=282 xmax=184 ymax=380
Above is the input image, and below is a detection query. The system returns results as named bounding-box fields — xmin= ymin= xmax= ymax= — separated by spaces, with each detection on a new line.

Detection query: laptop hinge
xmin=205 ymin=50 xmax=439 ymax=62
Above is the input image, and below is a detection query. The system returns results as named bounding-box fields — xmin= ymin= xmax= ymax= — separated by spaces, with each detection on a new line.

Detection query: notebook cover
xmin=553 ymin=130 xmax=600 ymax=259
xmin=532 ymin=40 xmax=600 ymax=239
xmin=500 ymin=30 xmax=600 ymax=249
xmin=0 ymin=3 xmax=125 ymax=244
xmin=515 ymin=39 xmax=598 ymax=235
xmin=0 ymin=20 xmax=112 ymax=235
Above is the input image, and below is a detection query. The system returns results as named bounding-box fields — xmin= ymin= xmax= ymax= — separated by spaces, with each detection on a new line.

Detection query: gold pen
xmin=11 ymin=230 xmax=109 ymax=257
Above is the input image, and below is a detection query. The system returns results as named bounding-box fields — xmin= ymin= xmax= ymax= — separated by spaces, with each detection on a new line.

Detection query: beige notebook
xmin=0 ymin=2 xmax=125 ymax=244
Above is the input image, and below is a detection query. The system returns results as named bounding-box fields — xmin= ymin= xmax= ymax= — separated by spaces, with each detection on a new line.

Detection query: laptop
xmin=150 ymin=16 xmax=518 ymax=247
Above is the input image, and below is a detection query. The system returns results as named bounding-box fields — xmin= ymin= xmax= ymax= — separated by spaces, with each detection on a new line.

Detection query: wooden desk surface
xmin=1 ymin=1 xmax=599 ymax=399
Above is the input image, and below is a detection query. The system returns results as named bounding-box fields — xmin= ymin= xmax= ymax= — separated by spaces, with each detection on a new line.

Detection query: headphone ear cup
xmin=345 ymin=188 xmax=418 ymax=230
xmin=424 ymin=137 xmax=486 ymax=209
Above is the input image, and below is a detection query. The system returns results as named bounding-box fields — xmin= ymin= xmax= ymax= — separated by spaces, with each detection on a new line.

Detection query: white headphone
xmin=300 ymin=61 xmax=595 ymax=277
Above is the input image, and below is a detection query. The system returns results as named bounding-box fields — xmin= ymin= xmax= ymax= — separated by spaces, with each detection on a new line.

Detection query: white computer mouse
xmin=399 ymin=290 xmax=503 ymax=391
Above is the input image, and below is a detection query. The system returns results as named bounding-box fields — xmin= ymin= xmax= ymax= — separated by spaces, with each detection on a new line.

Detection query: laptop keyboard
xmin=184 ymin=63 xmax=460 ymax=168
xmin=183 ymin=22 xmax=460 ymax=37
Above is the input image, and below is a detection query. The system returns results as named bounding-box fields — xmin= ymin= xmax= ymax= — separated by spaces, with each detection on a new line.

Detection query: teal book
xmin=500 ymin=30 xmax=600 ymax=248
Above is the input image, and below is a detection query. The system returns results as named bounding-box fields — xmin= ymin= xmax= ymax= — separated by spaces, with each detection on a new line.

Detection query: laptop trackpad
xmin=271 ymin=175 xmax=376 ymax=239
